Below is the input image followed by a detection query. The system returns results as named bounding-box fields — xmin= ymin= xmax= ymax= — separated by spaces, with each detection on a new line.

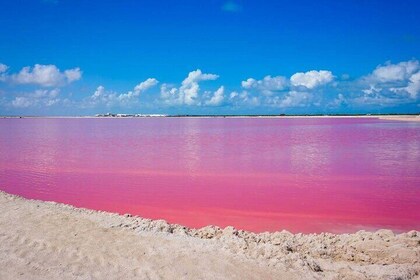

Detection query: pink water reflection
xmin=1 ymin=117 xmax=419 ymax=233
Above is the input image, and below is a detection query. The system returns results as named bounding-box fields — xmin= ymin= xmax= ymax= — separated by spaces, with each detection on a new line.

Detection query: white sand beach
xmin=0 ymin=191 xmax=419 ymax=280
xmin=377 ymin=115 xmax=420 ymax=122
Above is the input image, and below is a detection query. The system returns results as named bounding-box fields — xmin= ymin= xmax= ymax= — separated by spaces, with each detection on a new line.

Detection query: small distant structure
xmin=95 ymin=113 xmax=167 ymax=118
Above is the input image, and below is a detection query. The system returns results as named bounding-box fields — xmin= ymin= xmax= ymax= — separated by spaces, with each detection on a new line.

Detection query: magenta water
xmin=0 ymin=117 xmax=419 ymax=233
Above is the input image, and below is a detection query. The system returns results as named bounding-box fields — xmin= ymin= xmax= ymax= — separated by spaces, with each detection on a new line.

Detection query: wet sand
xmin=0 ymin=191 xmax=419 ymax=280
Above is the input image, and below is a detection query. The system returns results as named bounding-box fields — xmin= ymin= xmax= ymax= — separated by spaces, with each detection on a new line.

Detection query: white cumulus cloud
xmin=64 ymin=68 xmax=82 ymax=83
xmin=11 ymin=97 xmax=33 ymax=108
xmin=229 ymin=90 xmax=260 ymax=106
xmin=160 ymin=84 xmax=178 ymax=102
xmin=280 ymin=91 xmax=313 ymax=107
xmin=369 ymin=60 xmax=419 ymax=83
xmin=241 ymin=75 xmax=288 ymax=95
xmin=181 ymin=69 xmax=218 ymax=105
xmin=361 ymin=60 xmax=420 ymax=101
xmin=290 ymin=70 xmax=334 ymax=89
xmin=266 ymin=91 xmax=314 ymax=108
xmin=91 ymin=85 xmax=108 ymax=101
xmin=405 ymin=72 xmax=420 ymax=98
xmin=10 ymin=64 xmax=82 ymax=87
xmin=89 ymin=78 xmax=158 ymax=107
xmin=11 ymin=88 xmax=62 ymax=108
xmin=205 ymin=86 xmax=225 ymax=106
xmin=0 ymin=63 xmax=8 ymax=73
xmin=0 ymin=63 xmax=9 ymax=81
xmin=117 ymin=78 xmax=159 ymax=104
xmin=160 ymin=69 xmax=219 ymax=106
xmin=134 ymin=78 xmax=159 ymax=93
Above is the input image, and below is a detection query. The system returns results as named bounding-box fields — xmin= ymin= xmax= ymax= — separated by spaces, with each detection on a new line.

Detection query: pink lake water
xmin=0 ymin=117 xmax=419 ymax=233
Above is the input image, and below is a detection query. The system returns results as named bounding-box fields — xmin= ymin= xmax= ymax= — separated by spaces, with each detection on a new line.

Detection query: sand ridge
xmin=0 ymin=191 xmax=419 ymax=280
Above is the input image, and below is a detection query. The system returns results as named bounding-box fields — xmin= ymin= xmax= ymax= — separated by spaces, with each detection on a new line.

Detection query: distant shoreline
xmin=1 ymin=114 xmax=420 ymax=122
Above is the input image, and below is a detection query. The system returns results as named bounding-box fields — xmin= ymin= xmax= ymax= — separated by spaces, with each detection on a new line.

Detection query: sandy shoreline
xmin=377 ymin=115 xmax=420 ymax=122
xmin=1 ymin=114 xmax=420 ymax=121
xmin=0 ymin=191 xmax=419 ymax=279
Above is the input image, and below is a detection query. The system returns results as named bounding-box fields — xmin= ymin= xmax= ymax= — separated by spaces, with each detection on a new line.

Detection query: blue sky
xmin=0 ymin=0 xmax=419 ymax=115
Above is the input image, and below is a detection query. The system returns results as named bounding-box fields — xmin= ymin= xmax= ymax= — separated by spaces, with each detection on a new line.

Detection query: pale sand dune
xmin=0 ymin=191 xmax=419 ymax=280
